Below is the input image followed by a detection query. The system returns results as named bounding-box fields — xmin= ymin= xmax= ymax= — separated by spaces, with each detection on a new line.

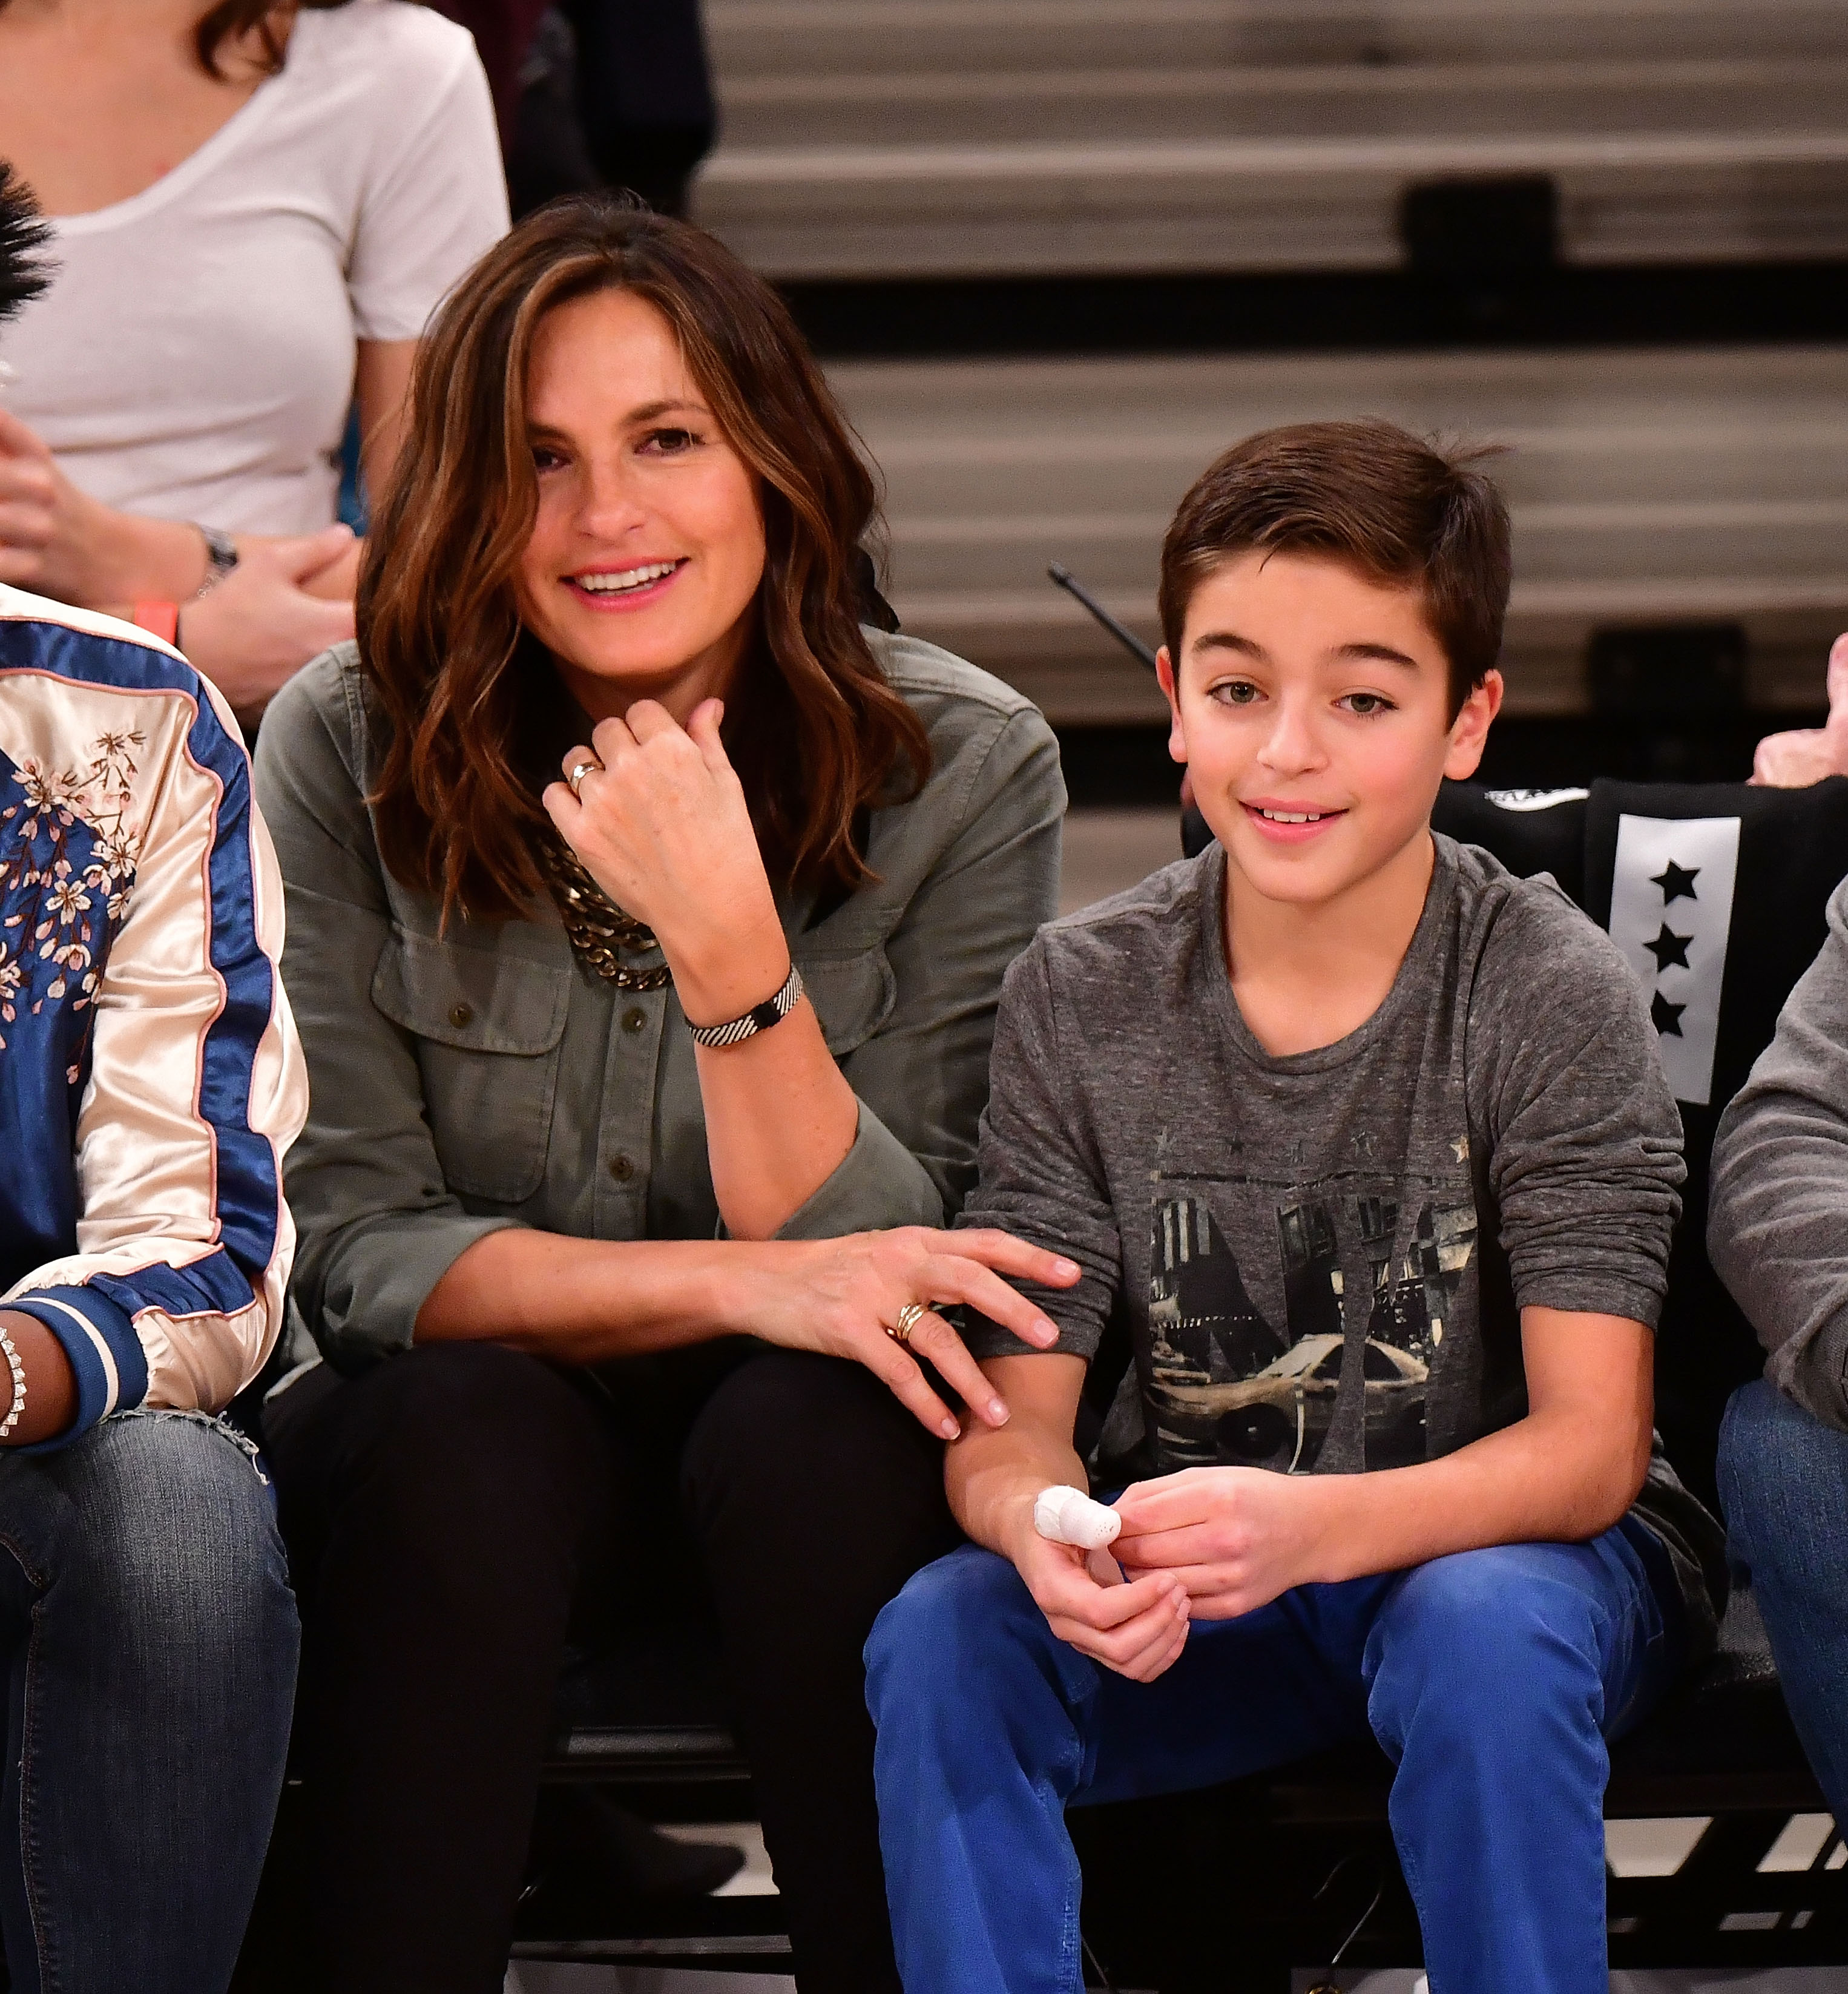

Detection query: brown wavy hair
xmin=0 ymin=0 xmax=346 ymax=76
xmin=180 ymin=0 xmax=349 ymax=77
xmin=199 ymin=0 xmax=350 ymax=77
xmin=359 ymin=194 xmax=930 ymax=927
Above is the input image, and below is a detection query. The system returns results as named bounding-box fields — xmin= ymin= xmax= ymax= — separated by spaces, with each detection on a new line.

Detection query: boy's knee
xmin=866 ymin=1545 xmax=1038 ymax=1716
xmin=1366 ymin=1547 xmax=1603 ymax=1749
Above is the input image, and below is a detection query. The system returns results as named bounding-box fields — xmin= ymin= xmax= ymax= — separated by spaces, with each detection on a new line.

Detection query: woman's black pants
xmin=261 ymin=1338 xmax=961 ymax=1994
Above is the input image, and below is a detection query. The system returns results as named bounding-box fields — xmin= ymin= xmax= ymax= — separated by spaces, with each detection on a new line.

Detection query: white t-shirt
xmin=0 ymin=0 xmax=510 ymax=535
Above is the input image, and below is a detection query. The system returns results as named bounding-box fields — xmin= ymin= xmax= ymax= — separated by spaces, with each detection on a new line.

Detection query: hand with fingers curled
xmin=737 ymin=1225 xmax=1079 ymax=1443
xmin=0 ymin=407 xmax=62 ymax=591
xmin=542 ymin=696 xmax=789 ymax=1025
xmin=173 ymin=528 xmax=358 ymax=722
xmin=1751 ymin=632 xmax=1848 ymax=787
xmin=1 ymin=404 xmax=355 ymax=722
xmin=1110 ymin=1465 xmax=1341 ymax=1622
xmin=1004 ymin=1497 xmax=1190 ymax=1684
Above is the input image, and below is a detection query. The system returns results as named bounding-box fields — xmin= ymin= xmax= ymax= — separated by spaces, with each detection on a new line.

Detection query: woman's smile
xmin=564 ymin=556 xmax=690 ymax=610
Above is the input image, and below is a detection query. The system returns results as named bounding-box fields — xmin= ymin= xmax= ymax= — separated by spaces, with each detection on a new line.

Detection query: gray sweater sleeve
xmin=1710 ymin=880 xmax=1848 ymax=1432
xmin=1476 ymin=880 xmax=1685 ymax=1328
xmin=955 ymin=940 xmax=1122 ymax=1363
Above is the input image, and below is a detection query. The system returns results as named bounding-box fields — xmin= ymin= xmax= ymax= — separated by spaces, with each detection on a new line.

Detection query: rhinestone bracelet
xmin=0 ymin=1321 xmax=25 ymax=1443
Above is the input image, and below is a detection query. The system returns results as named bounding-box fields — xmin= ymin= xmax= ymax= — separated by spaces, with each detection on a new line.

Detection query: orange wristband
xmin=130 ymin=599 xmax=180 ymax=646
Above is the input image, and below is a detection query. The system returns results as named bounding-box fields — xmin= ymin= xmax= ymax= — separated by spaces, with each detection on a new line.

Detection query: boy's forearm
xmin=1305 ymin=1403 xmax=1650 ymax=1585
xmin=947 ymin=1417 xmax=1088 ymax=1562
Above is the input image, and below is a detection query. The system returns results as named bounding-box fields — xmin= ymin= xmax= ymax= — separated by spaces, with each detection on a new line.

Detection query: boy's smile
xmin=1159 ymin=549 xmax=1502 ymax=923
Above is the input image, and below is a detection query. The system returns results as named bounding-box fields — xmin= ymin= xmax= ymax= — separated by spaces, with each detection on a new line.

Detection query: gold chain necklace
xmin=536 ymin=835 xmax=673 ymax=990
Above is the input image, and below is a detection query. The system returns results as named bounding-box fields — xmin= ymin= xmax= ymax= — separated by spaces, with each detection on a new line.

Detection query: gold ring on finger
xmin=567 ymin=758 xmax=602 ymax=800
xmin=886 ymin=1301 xmax=929 ymax=1344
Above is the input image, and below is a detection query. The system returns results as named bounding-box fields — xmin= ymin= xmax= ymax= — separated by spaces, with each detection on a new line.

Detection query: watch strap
xmin=192 ymin=524 xmax=240 ymax=597
xmin=688 ymin=964 xmax=804 ymax=1049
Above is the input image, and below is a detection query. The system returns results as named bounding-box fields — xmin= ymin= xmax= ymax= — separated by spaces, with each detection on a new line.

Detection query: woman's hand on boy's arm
xmin=1114 ymin=1308 xmax=1654 ymax=1614
xmin=949 ymin=1354 xmax=1192 ymax=1682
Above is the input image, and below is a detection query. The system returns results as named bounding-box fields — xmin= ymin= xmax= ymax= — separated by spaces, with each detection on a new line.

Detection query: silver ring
xmin=886 ymin=1301 xmax=929 ymax=1345
xmin=567 ymin=758 xmax=602 ymax=800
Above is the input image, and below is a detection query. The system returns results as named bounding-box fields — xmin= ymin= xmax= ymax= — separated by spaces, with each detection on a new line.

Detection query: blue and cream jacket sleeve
xmin=0 ymin=587 xmax=307 ymax=1444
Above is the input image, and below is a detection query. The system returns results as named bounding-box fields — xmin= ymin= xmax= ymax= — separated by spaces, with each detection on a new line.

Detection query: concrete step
xmin=883 ymin=502 xmax=1848 ymax=591
xmin=706 ymin=1 xmax=1848 ymax=81
xmin=716 ymin=59 xmax=1848 ymax=151
xmin=695 ymin=131 xmax=1848 ymax=278
xmin=826 ymin=344 xmax=1848 ymax=723
xmin=698 ymin=0 xmax=1848 ymax=276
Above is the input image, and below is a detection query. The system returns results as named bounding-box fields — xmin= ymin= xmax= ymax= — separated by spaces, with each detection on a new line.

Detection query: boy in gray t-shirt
xmin=865 ymin=421 xmax=1723 ymax=1994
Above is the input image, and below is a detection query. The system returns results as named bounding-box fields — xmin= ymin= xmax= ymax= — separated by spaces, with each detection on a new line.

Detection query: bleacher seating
xmin=694 ymin=0 xmax=1848 ymax=279
xmin=828 ymin=343 xmax=1848 ymax=727
xmin=686 ymin=0 xmax=1848 ymax=739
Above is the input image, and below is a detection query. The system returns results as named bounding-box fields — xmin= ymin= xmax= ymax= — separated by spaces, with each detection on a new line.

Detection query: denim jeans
xmin=0 ymin=1409 xmax=300 ymax=1994
xmin=1717 ymin=1377 xmax=1848 ymax=1823
xmin=866 ymin=1524 xmax=1682 ymax=1994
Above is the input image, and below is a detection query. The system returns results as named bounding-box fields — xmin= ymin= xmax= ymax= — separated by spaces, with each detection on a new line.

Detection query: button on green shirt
xmin=253 ymin=631 xmax=1066 ymax=1371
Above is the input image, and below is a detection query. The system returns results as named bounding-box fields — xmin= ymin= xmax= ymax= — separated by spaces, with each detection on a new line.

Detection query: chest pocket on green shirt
xmin=797 ymin=946 xmax=896 ymax=1058
xmin=372 ymin=931 xmax=572 ymax=1205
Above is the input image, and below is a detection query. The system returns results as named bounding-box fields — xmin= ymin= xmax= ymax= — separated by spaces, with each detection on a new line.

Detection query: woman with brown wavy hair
xmin=249 ymin=194 xmax=1069 ymax=1994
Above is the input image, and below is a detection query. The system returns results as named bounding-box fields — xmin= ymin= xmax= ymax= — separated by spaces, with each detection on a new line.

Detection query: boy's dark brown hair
xmin=1157 ymin=419 xmax=1511 ymax=717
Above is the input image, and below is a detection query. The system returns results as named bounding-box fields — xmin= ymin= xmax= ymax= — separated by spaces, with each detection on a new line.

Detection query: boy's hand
xmin=996 ymin=1495 xmax=1189 ymax=1681
xmin=1113 ymin=1467 xmax=1339 ymax=1619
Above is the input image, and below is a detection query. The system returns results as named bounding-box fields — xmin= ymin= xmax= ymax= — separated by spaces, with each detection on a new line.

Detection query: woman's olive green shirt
xmin=252 ymin=632 xmax=1067 ymax=1372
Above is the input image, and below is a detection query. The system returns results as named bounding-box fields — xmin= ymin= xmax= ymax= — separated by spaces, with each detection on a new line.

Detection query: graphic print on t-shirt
xmin=1146 ymin=1169 xmax=1477 ymax=1475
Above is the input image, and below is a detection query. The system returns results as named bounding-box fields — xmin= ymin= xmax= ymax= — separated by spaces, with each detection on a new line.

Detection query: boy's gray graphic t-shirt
xmin=961 ymin=835 xmax=1725 ymax=1645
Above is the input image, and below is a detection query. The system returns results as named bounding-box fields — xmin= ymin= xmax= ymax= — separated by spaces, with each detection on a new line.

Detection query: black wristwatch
xmin=192 ymin=524 xmax=240 ymax=596
xmin=687 ymin=964 xmax=804 ymax=1048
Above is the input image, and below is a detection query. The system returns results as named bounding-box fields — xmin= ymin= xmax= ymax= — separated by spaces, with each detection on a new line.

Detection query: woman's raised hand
xmin=544 ymin=697 xmax=788 ymax=1025
xmin=735 ymin=1226 xmax=1080 ymax=1440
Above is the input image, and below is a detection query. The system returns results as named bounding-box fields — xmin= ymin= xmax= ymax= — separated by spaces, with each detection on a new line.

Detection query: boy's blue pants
xmin=866 ymin=1524 xmax=1682 ymax=1994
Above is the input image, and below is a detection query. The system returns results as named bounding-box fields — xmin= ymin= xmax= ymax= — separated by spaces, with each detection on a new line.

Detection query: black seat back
xmin=1432 ymin=775 xmax=1848 ymax=1511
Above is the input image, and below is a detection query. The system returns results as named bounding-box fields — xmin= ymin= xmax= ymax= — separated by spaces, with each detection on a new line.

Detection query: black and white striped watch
xmin=686 ymin=963 xmax=804 ymax=1049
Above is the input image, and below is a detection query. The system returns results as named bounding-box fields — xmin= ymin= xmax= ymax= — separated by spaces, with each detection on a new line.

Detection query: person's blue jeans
xmin=866 ymin=1524 xmax=1682 ymax=1994
xmin=1717 ymin=1377 xmax=1848 ymax=1823
xmin=0 ymin=1409 xmax=300 ymax=1994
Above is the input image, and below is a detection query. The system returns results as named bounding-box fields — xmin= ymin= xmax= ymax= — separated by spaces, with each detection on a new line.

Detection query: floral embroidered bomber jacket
xmin=0 ymin=585 xmax=307 ymax=1448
